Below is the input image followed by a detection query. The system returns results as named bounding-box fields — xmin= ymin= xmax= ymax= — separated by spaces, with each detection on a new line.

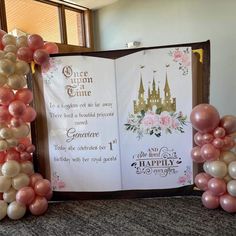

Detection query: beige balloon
xmin=203 ymin=161 xmax=211 ymax=174
xmin=20 ymin=161 xmax=34 ymax=176
xmin=228 ymin=161 xmax=236 ymax=179
xmin=0 ymin=200 xmax=8 ymax=220
xmin=0 ymin=59 xmax=15 ymax=76
xmin=16 ymin=35 xmax=28 ymax=48
xmin=2 ymin=34 xmax=16 ymax=46
xmin=6 ymin=138 xmax=19 ymax=148
xmin=0 ymin=176 xmax=11 ymax=192
xmin=4 ymin=52 xmax=17 ymax=62
xmin=227 ymin=180 xmax=236 ymax=197
xmin=219 ymin=151 xmax=236 ymax=165
xmin=0 ymin=140 xmax=8 ymax=151
xmin=4 ymin=45 xmax=17 ymax=54
xmin=1 ymin=160 xmax=20 ymax=178
xmin=208 ymin=160 xmax=227 ymax=178
xmin=12 ymin=173 xmax=30 ymax=190
xmin=15 ymin=60 xmax=30 ymax=75
xmin=7 ymin=74 xmax=26 ymax=90
xmin=12 ymin=124 xmax=30 ymax=139
xmin=3 ymin=187 xmax=17 ymax=203
xmin=0 ymin=73 xmax=7 ymax=86
xmin=0 ymin=127 xmax=13 ymax=139
xmin=7 ymin=201 xmax=26 ymax=220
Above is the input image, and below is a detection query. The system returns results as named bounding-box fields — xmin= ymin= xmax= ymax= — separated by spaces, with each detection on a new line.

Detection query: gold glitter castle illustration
xmin=133 ymin=72 xmax=176 ymax=114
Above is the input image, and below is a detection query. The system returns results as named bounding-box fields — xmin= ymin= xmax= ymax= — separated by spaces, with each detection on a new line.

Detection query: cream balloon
xmin=20 ymin=161 xmax=34 ymax=176
xmin=0 ymin=73 xmax=7 ymax=86
xmin=219 ymin=151 xmax=236 ymax=165
xmin=12 ymin=173 xmax=30 ymax=190
xmin=7 ymin=201 xmax=26 ymax=220
xmin=208 ymin=160 xmax=227 ymax=178
xmin=0 ymin=59 xmax=15 ymax=76
xmin=4 ymin=52 xmax=17 ymax=62
xmin=7 ymin=74 xmax=26 ymax=90
xmin=3 ymin=187 xmax=16 ymax=203
xmin=228 ymin=161 xmax=236 ymax=179
xmin=0 ymin=176 xmax=11 ymax=192
xmin=0 ymin=127 xmax=13 ymax=139
xmin=6 ymin=138 xmax=19 ymax=148
xmin=227 ymin=180 xmax=236 ymax=197
xmin=16 ymin=35 xmax=28 ymax=48
xmin=4 ymin=45 xmax=17 ymax=54
xmin=1 ymin=160 xmax=20 ymax=178
xmin=15 ymin=60 xmax=30 ymax=75
xmin=203 ymin=161 xmax=211 ymax=174
xmin=0 ymin=140 xmax=8 ymax=151
xmin=0 ymin=200 xmax=8 ymax=220
xmin=2 ymin=34 xmax=16 ymax=46
xmin=12 ymin=124 xmax=30 ymax=139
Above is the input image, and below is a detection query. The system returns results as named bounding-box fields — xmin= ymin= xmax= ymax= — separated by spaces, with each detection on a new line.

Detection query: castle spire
xmin=164 ymin=72 xmax=170 ymax=93
xmin=152 ymin=78 xmax=156 ymax=90
xmin=139 ymin=74 xmax=145 ymax=93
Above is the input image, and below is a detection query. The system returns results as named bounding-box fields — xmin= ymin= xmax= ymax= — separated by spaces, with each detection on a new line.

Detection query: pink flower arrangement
xmin=141 ymin=111 xmax=159 ymax=128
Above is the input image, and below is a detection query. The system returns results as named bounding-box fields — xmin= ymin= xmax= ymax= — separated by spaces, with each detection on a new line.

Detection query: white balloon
xmin=3 ymin=187 xmax=16 ymax=203
xmin=20 ymin=161 xmax=34 ymax=176
xmin=15 ymin=60 xmax=30 ymax=75
xmin=7 ymin=74 xmax=26 ymax=90
xmin=7 ymin=201 xmax=26 ymax=220
xmin=208 ymin=160 xmax=227 ymax=178
xmin=0 ymin=200 xmax=8 ymax=220
xmin=0 ymin=59 xmax=15 ymax=76
xmin=228 ymin=161 xmax=236 ymax=179
xmin=0 ymin=127 xmax=13 ymax=139
xmin=6 ymin=138 xmax=19 ymax=148
xmin=12 ymin=173 xmax=30 ymax=190
xmin=3 ymin=45 xmax=17 ymax=54
xmin=0 ymin=176 xmax=11 ymax=192
xmin=12 ymin=124 xmax=30 ymax=139
xmin=203 ymin=161 xmax=211 ymax=174
xmin=227 ymin=180 xmax=236 ymax=197
xmin=1 ymin=160 xmax=20 ymax=178
xmin=0 ymin=140 xmax=8 ymax=151
xmin=219 ymin=151 xmax=236 ymax=165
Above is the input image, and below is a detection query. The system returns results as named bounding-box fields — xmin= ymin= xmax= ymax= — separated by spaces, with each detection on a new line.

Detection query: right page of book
xmin=115 ymin=47 xmax=194 ymax=190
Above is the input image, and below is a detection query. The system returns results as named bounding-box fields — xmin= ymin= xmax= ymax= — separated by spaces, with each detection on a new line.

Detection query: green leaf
xmin=156 ymin=107 xmax=162 ymax=114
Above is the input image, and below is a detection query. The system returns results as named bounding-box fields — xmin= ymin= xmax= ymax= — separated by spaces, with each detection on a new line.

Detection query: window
xmin=0 ymin=0 xmax=94 ymax=50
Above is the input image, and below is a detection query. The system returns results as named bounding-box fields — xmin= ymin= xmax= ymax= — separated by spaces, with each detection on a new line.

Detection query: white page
xmin=42 ymin=56 xmax=121 ymax=192
xmin=115 ymin=48 xmax=193 ymax=190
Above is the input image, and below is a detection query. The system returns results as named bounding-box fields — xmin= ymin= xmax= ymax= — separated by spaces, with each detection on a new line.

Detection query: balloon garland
xmin=190 ymin=104 xmax=236 ymax=213
xmin=0 ymin=29 xmax=58 ymax=220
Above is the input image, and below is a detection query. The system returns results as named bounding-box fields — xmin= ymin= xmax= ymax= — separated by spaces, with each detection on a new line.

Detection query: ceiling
xmin=65 ymin=0 xmax=118 ymax=9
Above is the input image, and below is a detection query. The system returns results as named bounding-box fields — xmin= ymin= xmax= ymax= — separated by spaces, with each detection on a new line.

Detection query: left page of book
xmin=41 ymin=55 xmax=122 ymax=192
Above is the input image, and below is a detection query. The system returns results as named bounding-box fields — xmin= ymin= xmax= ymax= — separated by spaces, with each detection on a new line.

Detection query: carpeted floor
xmin=1 ymin=196 xmax=236 ymax=236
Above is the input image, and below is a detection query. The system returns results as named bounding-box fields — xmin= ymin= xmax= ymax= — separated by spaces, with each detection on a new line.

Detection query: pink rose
xmin=173 ymin=50 xmax=183 ymax=61
xmin=178 ymin=176 xmax=187 ymax=184
xmin=171 ymin=118 xmax=179 ymax=129
xmin=141 ymin=112 xmax=159 ymax=128
xmin=58 ymin=181 xmax=65 ymax=189
xmin=181 ymin=53 xmax=190 ymax=66
xmin=159 ymin=111 xmax=172 ymax=128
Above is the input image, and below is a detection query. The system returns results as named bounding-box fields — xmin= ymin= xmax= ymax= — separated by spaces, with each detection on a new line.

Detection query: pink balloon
xmin=213 ymin=127 xmax=226 ymax=138
xmin=29 ymin=196 xmax=48 ymax=215
xmin=201 ymin=143 xmax=220 ymax=161
xmin=220 ymin=194 xmax=236 ymax=213
xmin=208 ymin=178 xmax=227 ymax=196
xmin=15 ymin=88 xmax=33 ymax=105
xmin=16 ymin=143 xmax=26 ymax=152
xmin=0 ymin=87 xmax=14 ymax=106
xmin=34 ymin=179 xmax=51 ymax=197
xmin=194 ymin=132 xmax=204 ymax=146
xmin=212 ymin=138 xmax=225 ymax=149
xmin=30 ymin=173 xmax=43 ymax=187
xmin=21 ymin=106 xmax=36 ymax=122
xmin=0 ymin=106 xmax=11 ymax=122
xmin=5 ymin=149 xmax=20 ymax=162
xmin=17 ymin=47 xmax=33 ymax=63
xmin=28 ymin=34 xmax=44 ymax=51
xmin=195 ymin=172 xmax=212 ymax=190
xmin=202 ymin=190 xmax=220 ymax=209
xmin=220 ymin=115 xmax=236 ymax=134
xmin=33 ymin=49 xmax=49 ymax=65
xmin=223 ymin=136 xmax=235 ymax=150
xmin=20 ymin=152 xmax=32 ymax=162
xmin=26 ymin=144 xmax=35 ymax=154
xmin=43 ymin=42 xmax=59 ymax=54
xmin=8 ymin=100 xmax=27 ymax=118
xmin=190 ymin=104 xmax=220 ymax=133
xmin=191 ymin=146 xmax=204 ymax=163
xmin=16 ymin=186 xmax=35 ymax=205
xmin=45 ymin=190 xmax=53 ymax=201
xmin=0 ymin=151 xmax=6 ymax=164
xmin=202 ymin=133 xmax=214 ymax=144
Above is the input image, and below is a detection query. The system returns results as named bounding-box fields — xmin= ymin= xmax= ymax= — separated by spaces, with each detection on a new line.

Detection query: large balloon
xmin=27 ymin=34 xmax=44 ymax=50
xmin=220 ymin=194 xmax=236 ymax=213
xmin=190 ymin=104 xmax=220 ymax=133
xmin=201 ymin=190 xmax=220 ymax=209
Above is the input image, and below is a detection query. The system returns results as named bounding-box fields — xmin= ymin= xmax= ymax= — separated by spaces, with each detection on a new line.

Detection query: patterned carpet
xmin=1 ymin=196 xmax=236 ymax=236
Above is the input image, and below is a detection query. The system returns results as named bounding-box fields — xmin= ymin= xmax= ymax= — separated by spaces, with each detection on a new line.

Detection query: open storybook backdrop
xmin=29 ymin=40 xmax=210 ymax=200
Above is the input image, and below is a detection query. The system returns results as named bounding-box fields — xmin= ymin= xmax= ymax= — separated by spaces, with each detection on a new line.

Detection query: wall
xmin=93 ymin=0 xmax=236 ymax=115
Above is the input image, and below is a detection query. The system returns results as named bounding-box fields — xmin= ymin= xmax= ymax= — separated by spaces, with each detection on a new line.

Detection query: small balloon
xmin=201 ymin=143 xmax=220 ymax=161
xmin=220 ymin=115 xmax=236 ymax=134
xmin=29 ymin=196 xmax=48 ymax=216
xmin=220 ymin=194 xmax=236 ymax=213
xmin=4 ymin=44 xmax=17 ymax=54
xmin=27 ymin=34 xmax=44 ymax=50
xmin=0 ymin=200 xmax=8 ymax=220
xmin=7 ymin=73 xmax=27 ymax=90
xmin=202 ymin=133 xmax=214 ymax=144
xmin=191 ymin=146 xmax=204 ymax=163
xmin=8 ymin=100 xmax=27 ymax=118
xmin=33 ymin=49 xmax=49 ymax=65
xmin=228 ymin=161 xmax=236 ymax=179
xmin=16 ymin=47 xmax=33 ymax=63
xmin=208 ymin=160 xmax=228 ymax=179
xmin=21 ymin=106 xmax=37 ymax=122
xmin=12 ymin=173 xmax=30 ymax=190
xmin=0 ymin=59 xmax=15 ymax=76
xmin=12 ymin=124 xmax=30 ymax=139
xmin=208 ymin=178 xmax=227 ymax=196
xmin=14 ymin=88 xmax=33 ymax=105
xmin=227 ymin=180 xmax=236 ymax=197
xmin=190 ymin=104 xmax=220 ymax=133
xmin=45 ymin=190 xmax=53 ymax=201
xmin=0 ymin=176 xmax=12 ymax=192
xmin=5 ymin=149 xmax=20 ymax=162
xmin=43 ymin=42 xmax=59 ymax=54
xmin=194 ymin=132 xmax=204 ymax=146
xmin=16 ymin=186 xmax=35 ymax=205
xmin=0 ymin=87 xmax=14 ymax=106
xmin=194 ymin=172 xmax=212 ymax=190
xmin=0 ymin=106 xmax=11 ymax=123
xmin=15 ymin=60 xmax=30 ymax=75
xmin=0 ymin=73 xmax=7 ymax=86
xmin=3 ymin=187 xmax=17 ymax=203
xmin=16 ymin=35 xmax=28 ymax=48
xmin=212 ymin=138 xmax=225 ymax=149
xmin=223 ymin=136 xmax=235 ymax=150
xmin=201 ymin=190 xmax=220 ymax=209
xmin=213 ymin=127 xmax=226 ymax=138
xmin=4 ymin=52 xmax=17 ymax=62
xmin=7 ymin=201 xmax=26 ymax=220
xmin=34 ymin=179 xmax=51 ymax=197
xmin=10 ymin=117 xmax=23 ymax=128
xmin=1 ymin=160 xmax=20 ymax=177
xmin=2 ymin=34 xmax=16 ymax=46
xmin=219 ymin=151 xmax=236 ymax=165
xmin=20 ymin=161 xmax=34 ymax=176
xmin=29 ymin=173 xmax=43 ymax=187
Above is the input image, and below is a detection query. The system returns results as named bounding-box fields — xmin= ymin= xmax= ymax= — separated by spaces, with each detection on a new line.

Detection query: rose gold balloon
xmin=194 ymin=132 xmax=204 ymax=146
xmin=190 ymin=104 xmax=220 ymax=133
xmin=202 ymin=133 xmax=214 ymax=144
xmin=8 ymin=100 xmax=27 ymax=118
xmin=34 ymin=179 xmax=51 ymax=197
xmin=21 ymin=106 xmax=36 ymax=122
xmin=201 ymin=143 xmax=220 ymax=161
xmin=14 ymin=88 xmax=33 ymax=105
xmin=220 ymin=115 xmax=236 ymax=134
xmin=16 ymin=186 xmax=35 ymax=205
xmin=212 ymin=138 xmax=224 ymax=149
xmin=45 ymin=190 xmax=53 ymax=201
xmin=191 ymin=146 xmax=204 ymax=163
xmin=26 ymin=144 xmax=35 ymax=154
xmin=0 ymin=87 xmax=14 ymax=106
xmin=220 ymin=194 xmax=236 ymax=213
xmin=29 ymin=173 xmax=43 ymax=187
xmin=201 ymin=190 xmax=220 ymax=209
xmin=213 ymin=127 xmax=226 ymax=138
xmin=208 ymin=178 xmax=227 ymax=196
xmin=194 ymin=172 xmax=212 ymax=190
xmin=29 ymin=196 xmax=48 ymax=216
xmin=223 ymin=136 xmax=235 ymax=150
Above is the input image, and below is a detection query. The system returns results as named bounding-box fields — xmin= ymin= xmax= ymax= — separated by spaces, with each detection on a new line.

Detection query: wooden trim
xmin=84 ymin=10 xmax=94 ymax=50
xmin=57 ymin=43 xmax=94 ymax=53
xmin=59 ymin=5 xmax=67 ymax=44
xmin=0 ymin=0 xmax=7 ymax=31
